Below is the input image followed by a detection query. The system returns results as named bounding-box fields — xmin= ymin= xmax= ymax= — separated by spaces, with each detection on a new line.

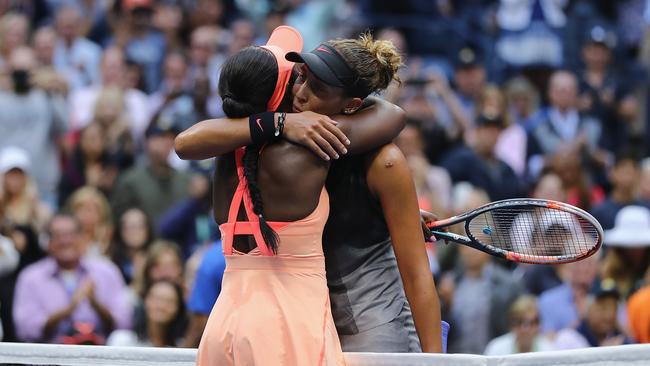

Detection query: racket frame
xmin=428 ymin=198 xmax=604 ymax=264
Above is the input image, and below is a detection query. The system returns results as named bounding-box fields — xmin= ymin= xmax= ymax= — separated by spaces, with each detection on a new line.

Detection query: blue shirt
xmin=539 ymin=283 xmax=577 ymax=333
xmin=187 ymin=242 xmax=226 ymax=315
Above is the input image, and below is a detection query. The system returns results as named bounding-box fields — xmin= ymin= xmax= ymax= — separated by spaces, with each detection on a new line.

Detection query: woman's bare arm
xmin=367 ymin=144 xmax=442 ymax=353
xmin=174 ymin=98 xmax=405 ymax=161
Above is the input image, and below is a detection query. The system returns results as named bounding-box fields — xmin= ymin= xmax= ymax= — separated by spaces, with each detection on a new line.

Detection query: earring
xmin=344 ymin=109 xmax=354 ymax=114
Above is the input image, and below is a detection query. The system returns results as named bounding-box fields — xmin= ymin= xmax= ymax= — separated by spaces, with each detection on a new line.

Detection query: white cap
xmin=605 ymin=205 xmax=650 ymax=247
xmin=0 ymin=146 xmax=31 ymax=174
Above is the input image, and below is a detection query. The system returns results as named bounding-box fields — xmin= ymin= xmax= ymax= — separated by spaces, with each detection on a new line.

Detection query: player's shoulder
xmin=368 ymin=143 xmax=408 ymax=170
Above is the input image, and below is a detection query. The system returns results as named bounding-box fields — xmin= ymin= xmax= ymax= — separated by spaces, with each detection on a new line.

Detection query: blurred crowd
xmin=1 ymin=0 xmax=650 ymax=356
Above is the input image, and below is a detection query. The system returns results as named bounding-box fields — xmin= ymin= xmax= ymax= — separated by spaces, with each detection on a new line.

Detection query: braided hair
xmin=218 ymin=46 xmax=280 ymax=253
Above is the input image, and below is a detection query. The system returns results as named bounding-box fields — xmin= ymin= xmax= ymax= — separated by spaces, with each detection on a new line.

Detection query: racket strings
xmin=467 ymin=206 xmax=599 ymax=259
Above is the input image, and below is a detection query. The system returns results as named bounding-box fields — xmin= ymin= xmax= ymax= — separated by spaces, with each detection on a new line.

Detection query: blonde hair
xmin=327 ymin=32 xmax=403 ymax=95
xmin=477 ymin=84 xmax=510 ymax=126
xmin=66 ymin=186 xmax=112 ymax=225
xmin=509 ymin=295 xmax=538 ymax=325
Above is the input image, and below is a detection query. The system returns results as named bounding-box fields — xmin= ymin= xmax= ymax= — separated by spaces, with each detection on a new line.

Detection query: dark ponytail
xmin=242 ymin=145 xmax=279 ymax=253
xmin=218 ymin=46 xmax=280 ymax=253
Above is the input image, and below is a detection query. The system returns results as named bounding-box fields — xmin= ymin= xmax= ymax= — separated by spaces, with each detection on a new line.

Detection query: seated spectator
xmin=554 ymin=279 xmax=630 ymax=349
xmin=113 ymin=0 xmax=166 ymax=94
xmin=0 ymin=13 xmax=29 ymax=71
xmin=90 ymin=87 xmax=136 ymax=169
xmin=479 ymin=85 xmax=528 ymax=177
xmin=519 ymin=173 xmax=567 ymax=295
xmin=395 ymin=120 xmax=452 ymax=216
xmin=0 ymin=224 xmax=45 ymax=342
xmin=68 ymin=47 xmax=151 ymax=144
xmin=442 ymin=235 xmax=523 ymax=353
xmin=504 ymin=76 xmax=540 ymax=127
xmin=577 ymin=25 xmax=638 ymax=154
xmin=13 ymin=213 xmax=131 ymax=343
xmin=526 ymin=70 xmax=606 ymax=182
xmin=53 ymin=6 xmax=102 ymax=91
xmin=148 ymin=52 xmax=203 ymax=136
xmin=0 ymin=47 xmax=68 ymax=205
xmin=158 ymin=173 xmax=217 ymax=257
xmin=133 ymin=240 xmax=184 ymax=299
xmin=600 ymin=206 xmax=650 ymax=299
xmin=107 ymin=279 xmax=186 ymax=347
xmin=484 ymin=295 xmax=554 ymax=355
xmin=592 ymin=152 xmax=647 ymax=229
xmin=0 ymin=146 xmax=51 ymax=231
xmin=59 ymin=123 xmax=118 ymax=205
xmin=539 ymin=254 xmax=599 ymax=336
xmin=628 ymin=283 xmax=650 ymax=343
xmin=183 ymin=241 xmax=225 ymax=347
xmin=549 ymin=147 xmax=604 ymax=211
xmin=65 ymin=186 xmax=113 ymax=257
xmin=109 ymin=208 xmax=154 ymax=285
xmin=110 ymin=119 xmax=191 ymax=227
xmin=441 ymin=113 xmax=526 ymax=201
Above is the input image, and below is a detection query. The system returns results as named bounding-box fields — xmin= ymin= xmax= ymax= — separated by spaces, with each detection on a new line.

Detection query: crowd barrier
xmin=0 ymin=342 xmax=649 ymax=366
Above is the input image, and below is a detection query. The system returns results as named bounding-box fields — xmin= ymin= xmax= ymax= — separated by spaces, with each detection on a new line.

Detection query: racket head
xmin=463 ymin=199 xmax=603 ymax=264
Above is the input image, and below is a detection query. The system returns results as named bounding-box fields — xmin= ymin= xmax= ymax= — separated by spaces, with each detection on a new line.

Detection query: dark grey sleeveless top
xmin=323 ymin=154 xmax=408 ymax=335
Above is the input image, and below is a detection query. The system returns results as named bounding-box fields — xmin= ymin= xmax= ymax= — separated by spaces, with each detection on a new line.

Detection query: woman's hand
xmin=283 ymin=112 xmax=350 ymax=161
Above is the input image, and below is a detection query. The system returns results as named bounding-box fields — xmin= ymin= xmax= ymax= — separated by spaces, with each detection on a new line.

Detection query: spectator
xmin=440 ymin=185 xmax=523 ymax=355
xmin=0 ymin=224 xmax=45 ymax=342
xmin=549 ymin=147 xmax=604 ymax=211
xmin=90 ymin=87 xmax=136 ymax=169
xmin=504 ymin=76 xmax=540 ymax=127
xmin=578 ymin=24 xmax=638 ymax=154
xmin=600 ymin=206 xmax=650 ymax=298
xmin=34 ymin=26 xmax=57 ymax=67
xmin=554 ymin=279 xmax=629 ymax=348
xmin=0 ymin=46 xmax=68 ymax=205
xmin=187 ymin=25 xmax=222 ymax=117
xmin=133 ymin=240 xmax=184 ymax=299
xmin=69 ymin=47 xmax=151 ymax=143
xmin=109 ymin=208 xmax=154 ymax=285
xmin=538 ymin=254 xmax=599 ymax=335
xmin=114 ymin=0 xmax=167 ymax=93
xmin=628 ymin=282 xmax=650 ymax=343
xmin=53 ymin=6 xmax=102 ymax=91
xmin=591 ymin=152 xmax=646 ymax=229
xmin=479 ymin=85 xmax=528 ymax=177
xmin=107 ymin=279 xmax=186 ymax=347
xmin=182 ymin=241 xmax=225 ymax=347
xmin=447 ymin=44 xmax=487 ymax=127
xmin=519 ymin=173 xmax=567 ymax=295
xmin=526 ymin=70 xmax=605 ymax=181
xmin=65 ymin=186 xmax=113 ymax=257
xmin=0 ymin=146 xmax=51 ymax=230
xmin=394 ymin=120 xmax=452 ymax=215
xmin=59 ymin=123 xmax=116 ymax=205
xmin=158 ymin=173 xmax=217 ymax=257
xmin=484 ymin=295 xmax=554 ymax=355
xmin=152 ymin=1 xmax=185 ymax=51
xmin=441 ymin=113 xmax=526 ymax=201
xmin=13 ymin=213 xmax=131 ymax=343
xmin=0 ymin=13 xmax=29 ymax=71
xmin=110 ymin=119 xmax=191 ymax=226
xmin=443 ymin=242 xmax=523 ymax=354
xmin=148 ymin=52 xmax=202 ymax=134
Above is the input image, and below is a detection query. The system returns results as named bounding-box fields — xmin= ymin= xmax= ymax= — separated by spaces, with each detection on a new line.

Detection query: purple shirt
xmin=13 ymin=257 xmax=132 ymax=342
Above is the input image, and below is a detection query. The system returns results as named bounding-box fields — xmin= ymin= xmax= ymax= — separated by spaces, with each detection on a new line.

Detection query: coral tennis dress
xmin=196 ymin=148 xmax=345 ymax=366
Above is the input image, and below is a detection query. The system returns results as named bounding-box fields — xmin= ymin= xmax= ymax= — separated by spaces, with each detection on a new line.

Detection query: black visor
xmin=286 ymin=44 xmax=370 ymax=98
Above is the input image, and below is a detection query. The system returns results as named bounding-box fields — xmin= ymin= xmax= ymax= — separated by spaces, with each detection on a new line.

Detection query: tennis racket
xmin=425 ymin=198 xmax=603 ymax=264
